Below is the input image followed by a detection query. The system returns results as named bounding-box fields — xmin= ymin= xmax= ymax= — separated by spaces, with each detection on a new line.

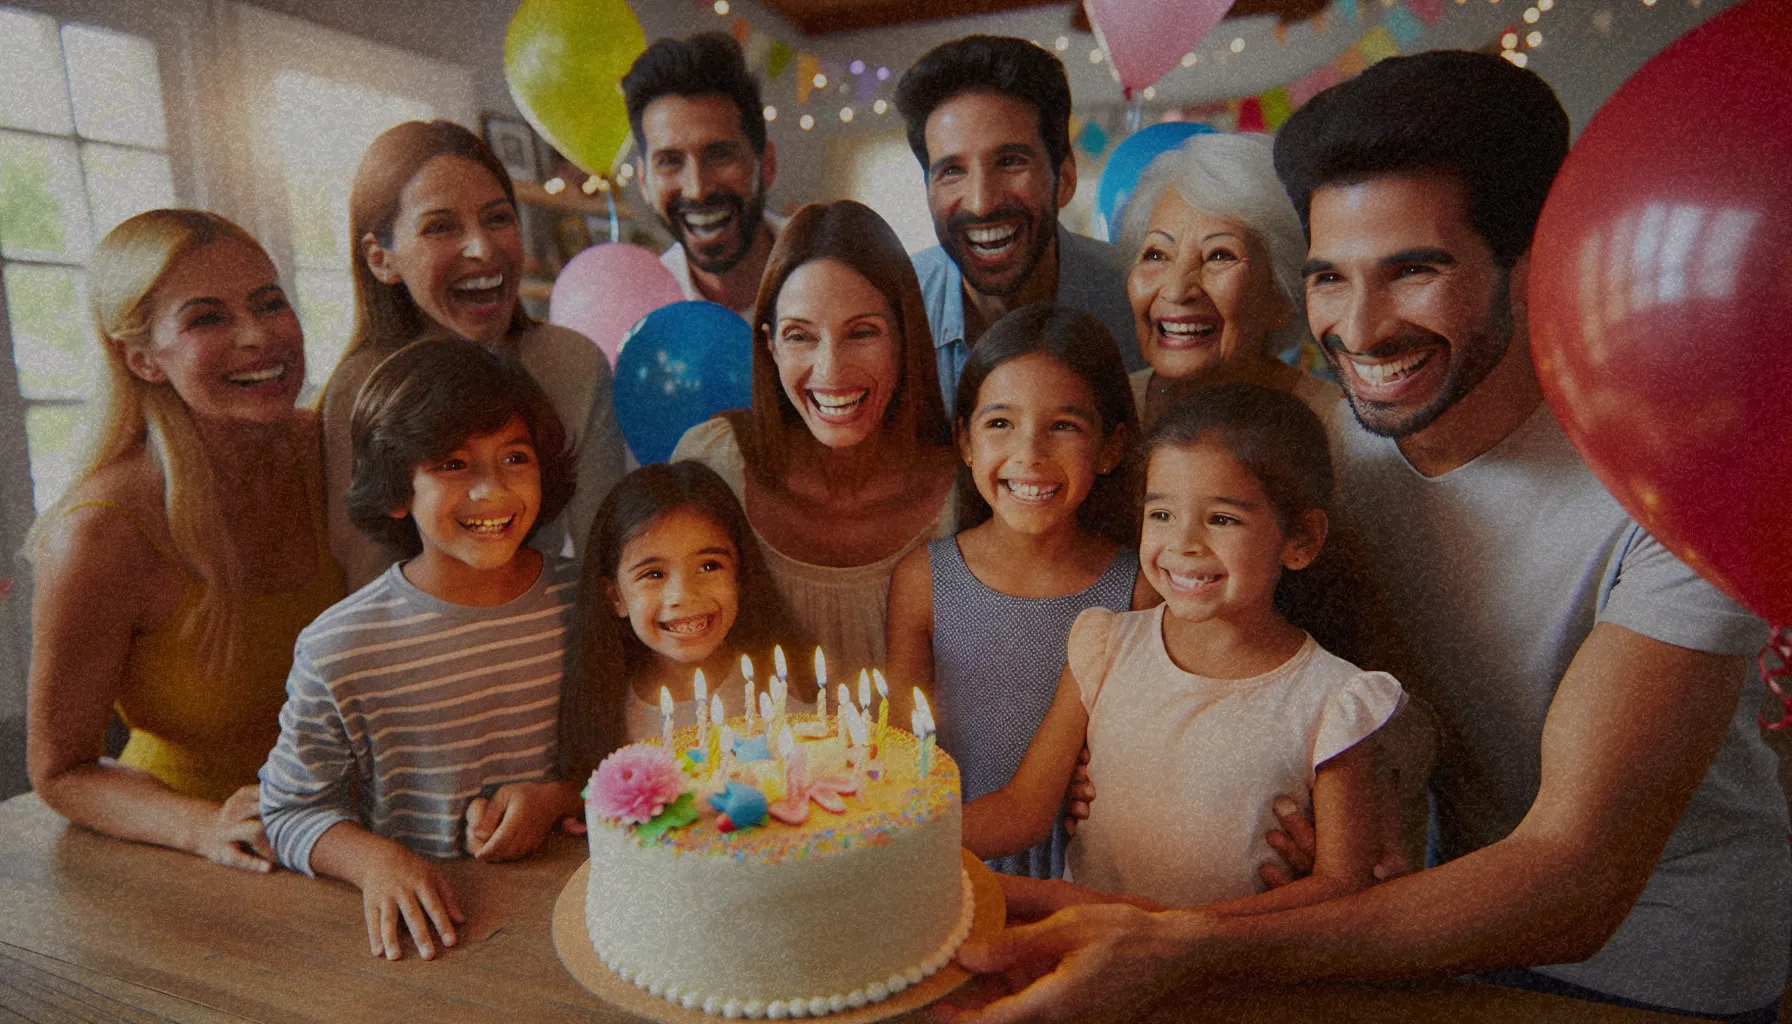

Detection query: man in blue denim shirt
xmin=895 ymin=36 xmax=1143 ymax=413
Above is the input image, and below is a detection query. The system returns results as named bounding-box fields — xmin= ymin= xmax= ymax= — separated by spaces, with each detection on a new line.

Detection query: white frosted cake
xmin=583 ymin=715 xmax=970 ymax=1019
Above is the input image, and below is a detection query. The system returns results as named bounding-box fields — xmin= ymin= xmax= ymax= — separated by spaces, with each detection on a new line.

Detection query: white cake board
xmin=554 ymin=848 xmax=1005 ymax=1023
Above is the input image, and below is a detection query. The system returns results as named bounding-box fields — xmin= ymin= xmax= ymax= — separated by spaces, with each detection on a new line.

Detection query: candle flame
xmin=694 ymin=668 xmax=708 ymax=705
xmin=759 ymin=690 xmax=773 ymax=720
xmin=710 ymin=692 xmax=724 ymax=726
xmin=912 ymin=686 xmax=931 ymax=722
xmin=837 ymin=683 xmax=852 ymax=712
xmin=660 ymin=685 xmax=675 ymax=716
xmin=858 ymin=670 xmax=871 ymax=709
xmin=773 ymin=645 xmax=788 ymax=680
xmin=872 ymin=669 xmax=890 ymax=699
xmin=740 ymin=654 xmax=755 ymax=682
xmin=813 ymin=647 xmax=827 ymax=687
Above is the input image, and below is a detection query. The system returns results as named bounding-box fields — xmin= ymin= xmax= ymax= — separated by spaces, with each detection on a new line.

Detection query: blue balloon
xmin=613 ymin=301 xmax=753 ymax=464
xmin=1093 ymin=122 xmax=1218 ymax=243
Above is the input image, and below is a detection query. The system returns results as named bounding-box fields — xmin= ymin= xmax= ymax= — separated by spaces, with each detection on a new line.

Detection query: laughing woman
xmin=1121 ymin=133 xmax=1341 ymax=430
xmin=320 ymin=120 xmax=623 ymax=588
xmin=26 ymin=210 xmax=344 ymax=870
xmin=670 ymin=201 xmax=957 ymax=681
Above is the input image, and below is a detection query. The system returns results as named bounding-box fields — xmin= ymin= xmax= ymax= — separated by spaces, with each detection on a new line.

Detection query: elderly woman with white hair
xmin=1121 ymin=132 xmax=1341 ymax=429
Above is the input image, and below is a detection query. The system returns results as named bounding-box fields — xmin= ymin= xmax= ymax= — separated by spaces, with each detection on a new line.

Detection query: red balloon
xmin=1529 ymin=0 xmax=1792 ymax=627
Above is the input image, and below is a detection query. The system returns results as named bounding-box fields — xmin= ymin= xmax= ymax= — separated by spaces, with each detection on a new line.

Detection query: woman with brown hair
xmin=670 ymin=200 xmax=957 ymax=680
xmin=26 ymin=210 xmax=343 ymax=870
xmin=319 ymin=120 xmax=623 ymax=589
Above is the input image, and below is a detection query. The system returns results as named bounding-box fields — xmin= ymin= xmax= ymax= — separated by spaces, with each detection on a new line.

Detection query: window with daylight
xmin=0 ymin=6 xmax=177 ymax=513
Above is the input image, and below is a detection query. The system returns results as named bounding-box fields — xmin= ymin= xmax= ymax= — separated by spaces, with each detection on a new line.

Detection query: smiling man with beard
xmin=896 ymin=37 xmax=1143 ymax=413
xmin=935 ymin=50 xmax=1787 ymax=1024
xmin=622 ymin=33 xmax=781 ymax=316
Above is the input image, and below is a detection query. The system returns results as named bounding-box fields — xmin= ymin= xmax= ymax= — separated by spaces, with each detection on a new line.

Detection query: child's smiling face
xmin=960 ymin=353 xmax=1119 ymax=538
xmin=606 ymin=507 xmax=741 ymax=667
xmin=398 ymin=413 xmax=542 ymax=579
xmin=1140 ymin=437 xmax=1317 ymax=629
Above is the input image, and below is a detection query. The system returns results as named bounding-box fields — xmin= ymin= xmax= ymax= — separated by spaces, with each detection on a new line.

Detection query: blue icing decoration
xmin=707 ymin=780 xmax=769 ymax=829
xmin=732 ymin=733 xmax=773 ymax=762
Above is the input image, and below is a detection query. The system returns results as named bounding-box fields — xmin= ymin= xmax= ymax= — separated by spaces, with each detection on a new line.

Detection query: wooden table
xmin=0 ymin=794 xmax=1705 ymax=1023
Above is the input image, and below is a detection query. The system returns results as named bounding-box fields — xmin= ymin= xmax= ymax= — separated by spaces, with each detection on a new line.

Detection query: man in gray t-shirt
xmin=940 ymin=50 xmax=1788 ymax=1024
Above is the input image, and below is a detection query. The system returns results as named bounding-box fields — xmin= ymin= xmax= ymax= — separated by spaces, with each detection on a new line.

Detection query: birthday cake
xmin=583 ymin=702 xmax=969 ymax=1019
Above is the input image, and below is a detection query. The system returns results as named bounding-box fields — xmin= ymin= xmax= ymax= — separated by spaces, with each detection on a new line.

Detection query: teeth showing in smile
xmin=1159 ymin=321 xmax=1216 ymax=339
xmin=458 ymin=515 xmax=514 ymax=534
xmin=1166 ymin=570 xmax=1221 ymax=591
xmin=809 ymin=389 xmax=868 ymax=417
xmin=1004 ymin=480 xmax=1061 ymax=502
xmin=452 ymin=274 xmax=503 ymax=293
xmin=228 ymin=364 xmax=286 ymax=385
xmin=683 ymin=208 xmax=733 ymax=241
xmin=661 ymin=614 xmax=714 ymax=637
xmin=1350 ymin=350 xmax=1432 ymax=387
xmin=965 ymin=224 xmax=1019 ymax=254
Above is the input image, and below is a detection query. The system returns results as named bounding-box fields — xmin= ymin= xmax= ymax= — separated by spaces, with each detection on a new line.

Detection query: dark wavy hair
xmin=1142 ymin=382 xmax=1332 ymax=534
xmin=344 ymin=336 xmax=574 ymax=557
xmin=895 ymin=35 xmax=1072 ymax=172
xmin=561 ymin=461 xmax=812 ymax=778
xmin=953 ymin=303 xmax=1140 ymax=548
xmin=1272 ymin=50 xmax=1569 ymax=269
xmin=622 ymin=32 xmax=767 ymax=158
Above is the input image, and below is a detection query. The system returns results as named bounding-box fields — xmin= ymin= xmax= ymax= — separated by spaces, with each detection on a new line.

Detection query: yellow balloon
xmin=504 ymin=0 xmax=646 ymax=176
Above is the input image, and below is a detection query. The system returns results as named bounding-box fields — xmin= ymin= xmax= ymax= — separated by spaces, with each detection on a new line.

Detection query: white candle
xmin=694 ymin=668 xmax=710 ymax=744
xmin=710 ymin=691 xmax=725 ymax=732
xmin=659 ymin=686 xmax=675 ymax=749
xmin=744 ymin=678 xmax=757 ymax=733
xmin=858 ymin=670 xmax=871 ymax=714
xmin=816 ymin=677 xmax=828 ymax=726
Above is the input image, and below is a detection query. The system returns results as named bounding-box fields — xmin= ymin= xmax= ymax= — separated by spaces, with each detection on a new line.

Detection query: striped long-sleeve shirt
xmin=259 ymin=557 xmax=579 ymax=874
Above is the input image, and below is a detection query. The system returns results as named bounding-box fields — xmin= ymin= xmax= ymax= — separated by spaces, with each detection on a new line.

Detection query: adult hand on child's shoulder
xmin=466 ymin=780 xmax=582 ymax=862
xmin=192 ymin=784 xmax=275 ymax=873
xmin=357 ymin=842 xmax=463 ymax=960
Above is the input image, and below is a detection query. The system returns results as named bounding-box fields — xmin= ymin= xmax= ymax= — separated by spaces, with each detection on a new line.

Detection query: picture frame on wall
xmin=482 ymin=113 xmax=539 ymax=183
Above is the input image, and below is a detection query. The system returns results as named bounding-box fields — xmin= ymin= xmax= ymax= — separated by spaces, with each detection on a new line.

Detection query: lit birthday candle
xmin=858 ymin=670 xmax=871 ymax=720
xmin=912 ymin=688 xmax=936 ymax=777
xmin=742 ymin=656 xmax=758 ymax=734
xmin=843 ymin=705 xmax=868 ymax=786
xmin=773 ymin=645 xmax=789 ymax=687
xmin=759 ymin=690 xmax=774 ymax=728
xmin=718 ymin=723 xmax=737 ymax=781
xmin=872 ymin=669 xmax=892 ymax=750
xmin=812 ymin=648 xmax=828 ymax=726
xmin=694 ymin=668 xmax=710 ymax=746
xmin=659 ymin=686 xmax=675 ymax=749
xmin=778 ymin=726 xmax=801 ymax=791
xmin=707 ymin=692 xmax=725 ymax=769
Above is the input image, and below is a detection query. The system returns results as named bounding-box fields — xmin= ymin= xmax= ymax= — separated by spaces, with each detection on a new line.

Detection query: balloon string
xmin=1757 ymin=624 xmax=1792 ymax=730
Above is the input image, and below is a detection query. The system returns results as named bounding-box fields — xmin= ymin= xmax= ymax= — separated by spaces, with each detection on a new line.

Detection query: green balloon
xmin=504 ymin=0 xmax=646 ymax=176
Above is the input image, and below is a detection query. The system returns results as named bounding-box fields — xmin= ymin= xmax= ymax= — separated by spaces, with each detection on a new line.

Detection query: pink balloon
xmin=1085 ymin=0 xmax=1238 ymax=98
xmin=548 ymin=243 xmax=685 ymax=366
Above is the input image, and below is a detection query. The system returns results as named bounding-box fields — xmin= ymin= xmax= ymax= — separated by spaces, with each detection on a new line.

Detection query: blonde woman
xmin=319 ymin=120 xmax=623 ymax=590
xmin=26 ymin=210 xmax=343 ymax=870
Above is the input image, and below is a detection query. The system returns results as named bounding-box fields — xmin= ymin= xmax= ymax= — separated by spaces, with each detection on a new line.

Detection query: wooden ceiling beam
xmin=760 ymin=0 xmax=1329 ymax=36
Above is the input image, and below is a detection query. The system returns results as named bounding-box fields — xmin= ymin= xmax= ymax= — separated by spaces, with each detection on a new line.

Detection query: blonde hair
xmin=27 ymin=208 xmax=288 ymax=675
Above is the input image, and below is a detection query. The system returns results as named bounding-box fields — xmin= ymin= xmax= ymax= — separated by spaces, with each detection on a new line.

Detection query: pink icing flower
xmin=589 ymin=744 xmax=684 ymax=824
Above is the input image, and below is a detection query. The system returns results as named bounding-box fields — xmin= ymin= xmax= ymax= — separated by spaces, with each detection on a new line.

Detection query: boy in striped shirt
xmin=260 ymin=338 xmax=582 ymax=961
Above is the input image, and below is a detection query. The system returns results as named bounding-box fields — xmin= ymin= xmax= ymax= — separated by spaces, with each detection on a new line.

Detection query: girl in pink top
xmin=962 ymin=382 xmax=1403 ymax=912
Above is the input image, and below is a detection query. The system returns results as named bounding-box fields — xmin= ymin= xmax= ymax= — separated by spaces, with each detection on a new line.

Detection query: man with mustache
xmin=896 ymin=36 xmax=1143 ymax=413
xmin=937 ymin=51 xmax=1787 ymax=1024
xmin=622 ymin=33 xmax=781 ymax=316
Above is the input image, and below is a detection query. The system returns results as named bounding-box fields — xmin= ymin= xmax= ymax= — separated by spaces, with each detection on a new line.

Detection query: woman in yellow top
xmin=26 ymin=209 xmax=343 ymax=871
